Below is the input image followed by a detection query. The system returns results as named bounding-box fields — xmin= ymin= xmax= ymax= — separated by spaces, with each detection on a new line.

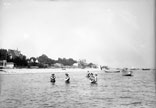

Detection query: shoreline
xmin=0 ymin=68 xmax=154 ymax=75
xmin=0 ymin=68 xmax=101 ymax=74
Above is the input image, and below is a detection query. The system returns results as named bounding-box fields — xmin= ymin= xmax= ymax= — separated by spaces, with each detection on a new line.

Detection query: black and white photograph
xmin=0 ymin=0 xmax=155 ymax=108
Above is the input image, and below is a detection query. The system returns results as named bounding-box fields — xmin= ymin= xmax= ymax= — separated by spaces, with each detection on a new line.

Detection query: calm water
xmin=0 ymin=69 xmax=155 ymax=108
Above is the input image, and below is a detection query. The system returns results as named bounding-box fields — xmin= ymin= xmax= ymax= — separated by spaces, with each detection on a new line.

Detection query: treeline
xmin=30 ymin=54 xmax=77 ymax=68
xmin=0 ymin=49 xmax=27 ymax=67
xmin=0 ymin=49 xmax=97 ymax=68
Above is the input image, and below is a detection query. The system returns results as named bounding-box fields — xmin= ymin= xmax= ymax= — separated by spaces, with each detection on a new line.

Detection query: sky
xmin=0 ymin=0 xmax=155 ymax=68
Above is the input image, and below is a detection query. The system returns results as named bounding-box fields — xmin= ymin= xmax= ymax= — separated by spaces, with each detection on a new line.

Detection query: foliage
xmin=57 ymin=58 xmax=77 ymax=66
xmin=0 ymin=49 xmax=7 ymax=60
xmin=87 ymin=63 xmax=94 ymax=67
xmin=78 ymin=59 xmax=87 ymax=68
xmin=13 ymin=55 xmax=28 ymax=67
xmin=0 ymin=48 xmax=96 ymax=68
xmin=37 ymin=55 xmax=77 ymax=66
xmin=37 ymin=54 xmax=56 ymax=66
xmin=30 ymin=57 xmax=36 ymax=63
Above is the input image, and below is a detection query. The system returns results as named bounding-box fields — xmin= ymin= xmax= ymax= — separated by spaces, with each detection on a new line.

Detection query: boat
xmin=123 ymin=73 xmax=132 ymax=76
xmin=104 ymin=69 xmax=120 ymax=73
xmin=121 ymin=68 xmax=133 ymax=76
xmin=142 ymin=68 xmax=150 ymax=70
xmin=122 ymin=70 xmax=133 ymax=76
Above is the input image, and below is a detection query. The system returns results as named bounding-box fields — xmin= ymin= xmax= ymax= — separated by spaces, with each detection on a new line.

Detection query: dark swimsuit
xmin=50 ymin=78 xmax=55 ymax=82
xmin=65 ymin=77 xmax=70 ymax=83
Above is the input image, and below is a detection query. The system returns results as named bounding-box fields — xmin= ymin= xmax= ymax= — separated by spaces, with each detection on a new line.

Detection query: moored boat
xmin=105 ymin=70 xmax=120 ymax=73
xmin=121 ymin=68 xmax=133 ymax=76
xmin=123 ymin=73 xmax=132 ymax=76
xmin=104 ymin=69 xmax=120 ymax=73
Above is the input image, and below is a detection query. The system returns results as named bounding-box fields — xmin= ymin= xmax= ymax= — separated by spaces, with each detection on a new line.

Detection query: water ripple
xmin=0 ymin=70 xmax=155 ymax=108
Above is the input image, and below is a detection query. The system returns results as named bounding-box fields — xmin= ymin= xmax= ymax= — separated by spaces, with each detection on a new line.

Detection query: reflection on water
xmin=0 ymin=70 xmax=155 ymax=108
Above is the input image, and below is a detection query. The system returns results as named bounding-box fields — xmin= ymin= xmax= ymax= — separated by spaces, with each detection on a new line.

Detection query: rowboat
xmin=104 ymin=69 xmax=120 ymax=73
xmin=123 ymin=73 xmax=132 ymax=76
xmin=121 ymin=69 xmax=133 ymax=76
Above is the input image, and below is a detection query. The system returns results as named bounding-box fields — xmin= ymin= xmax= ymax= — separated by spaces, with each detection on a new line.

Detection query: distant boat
xmin=122 ymin=72 xmax=133 ymax=76
xmin=121 ymin=68 xmax=133 ymax=76
xmin=142 ymin=68 xmax=150 ymax=70
xmin=104 ymin=69 xmax=120 ymax=73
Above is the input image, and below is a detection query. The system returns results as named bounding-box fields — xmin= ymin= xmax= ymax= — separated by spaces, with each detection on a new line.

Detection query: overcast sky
xmin=0 ymin=0 xmax=155 ymax=68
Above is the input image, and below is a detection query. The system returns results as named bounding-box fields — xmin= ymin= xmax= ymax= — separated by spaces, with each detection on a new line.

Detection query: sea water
xmin=0 ymin=69 xmax=155 ymax=108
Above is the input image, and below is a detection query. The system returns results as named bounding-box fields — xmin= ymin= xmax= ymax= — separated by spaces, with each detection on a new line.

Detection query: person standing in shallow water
xmin=86 ymin=71 xmax=91 ymax=78
xmin=65 ymin=73 xmax=70 ymax=83
xmin=94 ymin=74 xmax=98 ymax=83
xmin=50 ymin=74 xmax=56 ymax=83
xmin=90 ymin=73 xmax=97 ymax=84
xmin=89 ymin=73 xmax=94 ymax=81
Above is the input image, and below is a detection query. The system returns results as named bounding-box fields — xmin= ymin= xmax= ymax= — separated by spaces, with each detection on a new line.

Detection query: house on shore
xmin=6 ymin=62 xmax=14 ymax=69
xmin=0 ymin=60 xmax=14 ymax=69
xmin=0 ymin=60 xmax=7 ymax=69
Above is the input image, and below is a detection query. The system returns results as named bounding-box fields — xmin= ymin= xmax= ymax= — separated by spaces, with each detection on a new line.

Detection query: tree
xmin=78 ymin=59 xmax=87 ymax=68
xmin=57 ymin=58 xmax=77 ymax=66
xmin=30 ymin=57 xmax=36 ymax=63
xmin=38 ymin=54 xmax=49 ymax=64
xmin=13 ymin=55 xmax=28 ymax=67
xmin=37 ymin=54 xmax=56 ymax=66
xmin=67 ymin=58 xmax=77 ymax=66
xmin=7 ymin=53 xmax=13 ymax=62
xmin=0 ymin=49 xmax=7 ymax=60
xmin=87 ymin=63 xmax=94 ymax=68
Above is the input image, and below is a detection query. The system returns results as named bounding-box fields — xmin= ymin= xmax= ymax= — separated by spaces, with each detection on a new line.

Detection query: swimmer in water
xmin=65 ymin=73 xmax=70 ymax=83
xmin=86 ymin=71 xmax=91 ymax=78
xmin=50 ymin=74 xmax=56 ymax=83
xmin=90 ymin=73 xmax=97 ymax=84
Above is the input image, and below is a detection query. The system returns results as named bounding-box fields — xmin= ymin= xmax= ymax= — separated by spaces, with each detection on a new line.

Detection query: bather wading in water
xmin=89 ymin=73 xmax=94 ymax=80
xmin=86 ymin=71 xmax=91 ymax=78
xmin=89 ymin=73 xmax=97 ymax=84
xmin=65 ymin=73 xmax=70 ymax=83
xmin=50 ymin=74 xmax=56 ymax=83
